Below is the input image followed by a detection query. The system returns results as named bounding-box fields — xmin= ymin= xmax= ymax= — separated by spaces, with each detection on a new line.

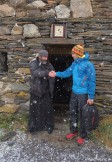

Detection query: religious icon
xmin=51 ymin=24 xmax=66 ymax=38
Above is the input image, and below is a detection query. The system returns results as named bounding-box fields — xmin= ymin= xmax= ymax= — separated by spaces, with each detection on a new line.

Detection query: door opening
xmin=44 ymin=44 xmax=74 ymax=114
xmin=49 ymin=54 xmax=73 ymax=105
xmin=0 ymin=52 xmax=8 ymax=73
xmin=46 ymin=45 xmax=74 ymax=111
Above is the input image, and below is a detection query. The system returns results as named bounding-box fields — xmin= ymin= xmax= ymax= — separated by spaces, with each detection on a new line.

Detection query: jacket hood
xmin=84 ymin=52 xmax=90 ymax=60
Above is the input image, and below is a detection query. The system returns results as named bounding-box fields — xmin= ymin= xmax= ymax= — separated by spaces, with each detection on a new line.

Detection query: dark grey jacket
xmin=29 ymin=58 xmax=55 ymax=97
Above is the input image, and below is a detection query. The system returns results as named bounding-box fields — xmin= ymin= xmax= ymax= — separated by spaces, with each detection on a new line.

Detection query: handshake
xmin=48 ymin=70 xmax=56 ymax=77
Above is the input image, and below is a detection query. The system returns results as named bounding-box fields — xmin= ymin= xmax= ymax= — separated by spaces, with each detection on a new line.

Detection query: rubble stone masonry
xmin=0 ymin=0 xmax=112 ymax=113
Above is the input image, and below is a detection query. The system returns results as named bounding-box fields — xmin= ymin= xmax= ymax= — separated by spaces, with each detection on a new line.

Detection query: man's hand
xmin=49 ymin=71 xmax=56 ymax=77
xmin=87 ymin=99 xmax=94 ymax=105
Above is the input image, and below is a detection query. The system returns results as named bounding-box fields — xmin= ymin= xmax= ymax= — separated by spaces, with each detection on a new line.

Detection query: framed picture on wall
xmin=51 ymin=24 xmax=67 ymax=38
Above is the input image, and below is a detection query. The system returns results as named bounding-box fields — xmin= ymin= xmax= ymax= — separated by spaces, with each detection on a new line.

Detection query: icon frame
xmin=51 ymin=24 xmax=67 ymax=38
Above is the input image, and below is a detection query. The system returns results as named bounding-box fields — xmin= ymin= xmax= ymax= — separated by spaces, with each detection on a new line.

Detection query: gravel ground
xmin=0 ymin=121 xmax=112 ymax=162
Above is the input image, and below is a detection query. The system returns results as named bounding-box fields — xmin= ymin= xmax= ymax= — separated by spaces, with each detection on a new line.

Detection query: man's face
xmin=71 ymin=51 xmax=78 ymax=60
xmin=39 ymin=56 xmax=48 ymax=64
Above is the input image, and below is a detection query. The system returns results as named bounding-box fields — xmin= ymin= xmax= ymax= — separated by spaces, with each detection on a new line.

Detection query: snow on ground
xmin=0 ymin=131 xmax=112 ymax=162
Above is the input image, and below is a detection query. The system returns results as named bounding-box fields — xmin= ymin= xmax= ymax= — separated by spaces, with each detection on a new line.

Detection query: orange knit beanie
xmin=72 ymin=44 xmax=84 ymax=57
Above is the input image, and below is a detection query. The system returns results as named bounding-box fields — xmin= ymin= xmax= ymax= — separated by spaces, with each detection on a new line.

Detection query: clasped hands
xmin=49 ymin=70 xmax=56 ymax=77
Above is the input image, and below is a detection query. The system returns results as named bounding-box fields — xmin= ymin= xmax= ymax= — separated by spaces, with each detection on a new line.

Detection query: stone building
xmin=0 ymin=0 xmax=112 ymax=113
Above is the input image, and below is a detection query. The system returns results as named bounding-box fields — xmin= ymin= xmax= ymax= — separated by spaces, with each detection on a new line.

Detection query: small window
xmin=0 ymin=52 xmax=8 ymax=72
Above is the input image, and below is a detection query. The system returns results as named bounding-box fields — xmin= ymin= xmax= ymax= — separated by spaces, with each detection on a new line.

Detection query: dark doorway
xmin=45 ymin=45 xmax=73 ymax=108
xmin=0 ymin=52 xmax=8 ymax=72
xmin=49 ymin=54 xmax=73 ymax=105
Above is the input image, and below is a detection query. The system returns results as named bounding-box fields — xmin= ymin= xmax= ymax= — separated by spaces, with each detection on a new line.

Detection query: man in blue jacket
xmin=49 ymin=44 xmax=96 ymax=145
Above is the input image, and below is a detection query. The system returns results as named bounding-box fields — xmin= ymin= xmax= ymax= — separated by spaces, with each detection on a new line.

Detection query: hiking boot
xmin=76 ymin=137 xmax=85 ymax=145
xmin=66 ymin=131 xmax=78 ymax=140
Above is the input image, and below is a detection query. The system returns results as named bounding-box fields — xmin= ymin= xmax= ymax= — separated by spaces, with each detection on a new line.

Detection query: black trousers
xmin=69 ymin=93 xmax=88 ymax=138
xmin=28 ymin=93 xmax=54 ymax=132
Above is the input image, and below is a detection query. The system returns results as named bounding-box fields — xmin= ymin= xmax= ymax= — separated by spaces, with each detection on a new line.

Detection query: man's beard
xmin=39 ymin=58 xmax=47 ymax=64
xmin=41 ymin=60 xmax=47 ymax=64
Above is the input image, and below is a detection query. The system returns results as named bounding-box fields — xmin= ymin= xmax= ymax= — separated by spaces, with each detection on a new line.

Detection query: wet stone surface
xmin=0 ymin=121 xmax=112 ymax=162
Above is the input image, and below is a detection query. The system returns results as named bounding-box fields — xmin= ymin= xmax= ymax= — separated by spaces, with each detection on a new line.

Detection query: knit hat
xmin=72 ymin=44 xmax=84 ymax=57
xmin=38 ymin=50 xmax=48 ymax=57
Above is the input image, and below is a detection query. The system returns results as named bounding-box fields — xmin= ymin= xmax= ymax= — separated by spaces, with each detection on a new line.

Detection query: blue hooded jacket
xmin=56 ymin=52 xmax=96 ymax=99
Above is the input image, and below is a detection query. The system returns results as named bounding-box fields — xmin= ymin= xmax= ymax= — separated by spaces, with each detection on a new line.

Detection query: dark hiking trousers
xmin=28 ymin=93 xmax=54 ymax=132
xmin=69 ymin=93 xmax=88 ymax=138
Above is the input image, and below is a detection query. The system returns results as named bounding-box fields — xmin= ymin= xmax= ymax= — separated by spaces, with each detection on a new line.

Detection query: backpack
xmin=82 ymin=104 xmax=99 ymax=132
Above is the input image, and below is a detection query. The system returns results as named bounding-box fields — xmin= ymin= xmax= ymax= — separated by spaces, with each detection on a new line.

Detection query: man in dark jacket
xmin=49 ymin=44 xmax=96 ymax=145
xmin=28 ymin=49 xmax=55 ymax=134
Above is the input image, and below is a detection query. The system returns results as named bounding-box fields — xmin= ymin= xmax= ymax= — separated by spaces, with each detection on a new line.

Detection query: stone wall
xmin=0 ymin=0 xmax=112 ymax=113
